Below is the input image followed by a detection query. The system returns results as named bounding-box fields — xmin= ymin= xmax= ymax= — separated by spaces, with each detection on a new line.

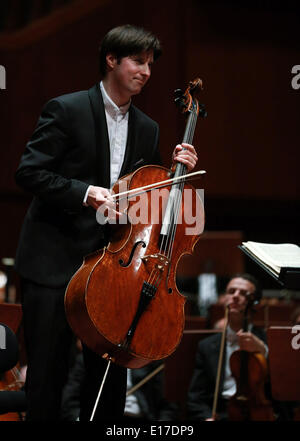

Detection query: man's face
xmin=224 ymin=277 xmax=256 ymax=316
xmin=107 ymin=50 xmax=153 ymax=98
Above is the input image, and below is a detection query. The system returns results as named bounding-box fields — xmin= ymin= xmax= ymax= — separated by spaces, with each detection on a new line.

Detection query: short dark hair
xmin=228 ymin=273 xmax=263 ymax=303
xmin=98 ymin=24 xmax=162 ymax=76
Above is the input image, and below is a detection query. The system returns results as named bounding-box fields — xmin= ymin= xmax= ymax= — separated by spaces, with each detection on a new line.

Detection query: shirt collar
xmin=226 ymin=325 xmax=238 ymax=345
xmin=100 ymin=81 xmax=131 ymax=117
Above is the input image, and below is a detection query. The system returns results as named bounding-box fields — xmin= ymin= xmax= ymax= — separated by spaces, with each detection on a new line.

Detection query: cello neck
xmin=173 ymin=105 xmax=198 ymax=179
xmin=183 ymin=103 xmax=199 ymax=144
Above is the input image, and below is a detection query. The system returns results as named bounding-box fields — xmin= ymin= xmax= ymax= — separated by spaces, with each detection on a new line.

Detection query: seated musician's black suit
xmin=187 ymin=326 xmax=267 ymax=421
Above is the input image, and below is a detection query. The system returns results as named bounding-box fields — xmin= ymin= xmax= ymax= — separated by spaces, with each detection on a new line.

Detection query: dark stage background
xmin=0 ymin=0 xmax=299 ymax=296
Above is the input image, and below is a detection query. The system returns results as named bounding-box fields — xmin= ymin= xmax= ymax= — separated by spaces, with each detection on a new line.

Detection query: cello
xmin=65 ymin=78 xmax=206 ymax=370
xmin=0 ymin=366 xmax=25 ymax=421
xmin=228 ymin=293 xmax=275 ymax=421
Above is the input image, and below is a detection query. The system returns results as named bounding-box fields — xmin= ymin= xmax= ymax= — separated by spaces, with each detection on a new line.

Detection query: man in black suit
xmin=187 ymin=273 xmax=268 ymax=421
xmin=15 ymin=25 xmax=198 ymax=421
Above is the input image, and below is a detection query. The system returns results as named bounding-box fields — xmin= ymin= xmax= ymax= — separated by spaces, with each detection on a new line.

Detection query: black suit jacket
xmin=15 ymin=84 xmax=161 ymax=287
xmin=186 ymin=326 xmax=267 ymax=421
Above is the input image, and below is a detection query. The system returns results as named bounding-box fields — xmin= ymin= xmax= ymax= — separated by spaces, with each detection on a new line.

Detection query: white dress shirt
xmin=222 ymin=325 xmax=240 ymax=399
xmin=100 ymin=81 xmax=130 ymax=188
xmin=222 ymin=323 xmax=255 ymax=399
xmin=124 ymin=369 xmax=143 ymax=417
xmin=83 ymin=81 xmax=130 ymax=204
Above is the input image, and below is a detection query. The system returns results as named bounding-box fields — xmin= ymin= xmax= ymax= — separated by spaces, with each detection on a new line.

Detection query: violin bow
xmin=110 ymin=169 xmax=206 ymax=202
xmin=211 ymin=305 xmax=229 ymax=420
xmin=126 ymin=363 xmax=165 ymax=396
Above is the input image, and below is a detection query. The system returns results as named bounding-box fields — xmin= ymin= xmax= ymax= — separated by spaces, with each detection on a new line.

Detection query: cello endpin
xmin=102 ymin=353 xmax=115 ymax=362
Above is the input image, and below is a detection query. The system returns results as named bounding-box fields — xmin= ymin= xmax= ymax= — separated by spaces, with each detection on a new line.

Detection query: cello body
xmin=0 ymin=366 xmax=25 ymax=421
xmin=65 ymin=164 xmax=205 ymax=368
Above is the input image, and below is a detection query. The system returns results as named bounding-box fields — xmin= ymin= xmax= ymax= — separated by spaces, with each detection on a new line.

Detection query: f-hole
xmin=119 ymin=241 xmax=146 ymax=267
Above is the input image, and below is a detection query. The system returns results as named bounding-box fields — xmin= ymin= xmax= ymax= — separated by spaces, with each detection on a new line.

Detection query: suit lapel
xmin=88 ymin=84 xmax=111 ymax=188
xmin=119 ymin=105 xmax=138 ymax=178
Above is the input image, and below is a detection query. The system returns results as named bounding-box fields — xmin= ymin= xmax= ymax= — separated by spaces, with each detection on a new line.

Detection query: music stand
xmin=238 ymin=245 xmax=300 ymax=290
xmin=267 ymin=326 xmax=300 ymax=401
xmin=239 ymin=244 xmax=300 ymax=405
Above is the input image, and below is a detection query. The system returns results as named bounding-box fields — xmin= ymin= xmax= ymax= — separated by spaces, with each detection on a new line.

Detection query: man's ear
xmin=106 ymin=53 xmax=117 ymax=71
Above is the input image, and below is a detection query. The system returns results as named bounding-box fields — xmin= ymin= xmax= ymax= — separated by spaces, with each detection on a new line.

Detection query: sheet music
xmin=242 ymin=242 xmax=300 ymax=274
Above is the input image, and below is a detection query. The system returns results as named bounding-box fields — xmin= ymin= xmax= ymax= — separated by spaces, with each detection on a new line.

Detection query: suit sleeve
xmin=186 ymin=341 xmax=214 ymax=420
xmin=15 ymin=98 xmax=89 ymax=211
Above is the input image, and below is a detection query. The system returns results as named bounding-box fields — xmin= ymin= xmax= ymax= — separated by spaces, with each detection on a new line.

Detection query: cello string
xmin=159 ymin=107 xmax=197 ymax=261
xmin=165 ymin=109 xmax=196 ymax=259
xmin=146 ymin=109 xmax=199 ymax=335
xmin=147 ymin=268 xmax=156 ymax=285
xmin=148 ymin=109 xmax=198 ymax=294
xmin=167 ymin=108 xmax=198 ymax=259
xmin=148 ymin=267 xmax=163 ymax=288
xmin=165 ymin=182 xmax=183 ymax=260
xmin=161 ymin=163 xmax=186 ymax=257
xmin=148 ymin=269 xmax=162 ymax=291
xmin=161 ymin=151 xmax=186 ymax=256
xmin=159 ymin=125 xmax=187 ymax=257
xmin=159 ymin=107 xmax=198 ymax=257
xmin=167 ymin=176 xmax=185 ymax=260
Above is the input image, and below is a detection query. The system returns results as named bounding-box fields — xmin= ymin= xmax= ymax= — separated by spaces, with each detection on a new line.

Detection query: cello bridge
xmin=142 ymin=253 xmax=169 ymax=272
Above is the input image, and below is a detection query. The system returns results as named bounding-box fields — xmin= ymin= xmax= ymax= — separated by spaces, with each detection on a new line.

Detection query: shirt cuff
xmin=263 ymin=343 xmax=269 ymax=358
xmin=83 ymin=185 xmax=91 ymax=206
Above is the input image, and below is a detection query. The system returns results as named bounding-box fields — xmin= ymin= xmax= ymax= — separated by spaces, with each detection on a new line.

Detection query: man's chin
xmin=130 ymin=81 xmax=146 ymax=94
xmin=133 ymin=85 xmax=143 ymax=94
xmin=229 ymin=306 xmax=243 ymax=316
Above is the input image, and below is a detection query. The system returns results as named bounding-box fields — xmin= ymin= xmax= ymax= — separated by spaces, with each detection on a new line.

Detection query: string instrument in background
xmin=0 ymin=366 xmax=25 ymax=421
xmin=0 ymin=294 xmax=25 ymax=421
xmin=65 ymin=78 xmax=207 ymax=372
xmin=228 ymin=294 xmax=275 ymax=421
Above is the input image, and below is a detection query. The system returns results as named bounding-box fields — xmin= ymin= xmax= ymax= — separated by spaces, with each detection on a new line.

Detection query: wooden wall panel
xmin=0 ymin=1 xmax=299 ymax=286
xmin=184 ymin=3 xmax=300 ymax=199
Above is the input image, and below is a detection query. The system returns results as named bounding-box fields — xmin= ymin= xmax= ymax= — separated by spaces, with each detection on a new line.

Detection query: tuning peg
xmin=174 ymin=88 xmax=183 ymax=98
xmin=174 ymin=98 xmax=187 ymax=109
xmin=174 ymin=89 xmax=186 ymax=109
xmin=198 ymin=103 xmax=207 ymax=118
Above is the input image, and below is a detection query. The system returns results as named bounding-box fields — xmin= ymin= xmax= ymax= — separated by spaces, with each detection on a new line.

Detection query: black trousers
xmin=21 ymin=278 xmax=127 ymax=421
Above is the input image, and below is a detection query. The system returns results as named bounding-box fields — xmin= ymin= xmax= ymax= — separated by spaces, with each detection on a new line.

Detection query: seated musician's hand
xmin=172 ymin=143 xmax=198 ymax=172
xmin=237 ymin=331 xmax=267 ymax=357
xmin=86 ymin=185 xmax=123 ymax=222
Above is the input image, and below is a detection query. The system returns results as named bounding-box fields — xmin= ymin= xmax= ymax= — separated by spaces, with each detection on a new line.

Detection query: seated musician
xmin=61 ymin=348 xmax=176 ymax=421
xmin=186 ymin=273 xmax=268 ymax=421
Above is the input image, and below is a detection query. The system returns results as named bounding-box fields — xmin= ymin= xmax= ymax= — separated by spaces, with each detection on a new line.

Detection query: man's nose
xmin=232 ymin=289 xmax=240 ymax=298
xmin=141 ymin=64 xmax=151 ymax=78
